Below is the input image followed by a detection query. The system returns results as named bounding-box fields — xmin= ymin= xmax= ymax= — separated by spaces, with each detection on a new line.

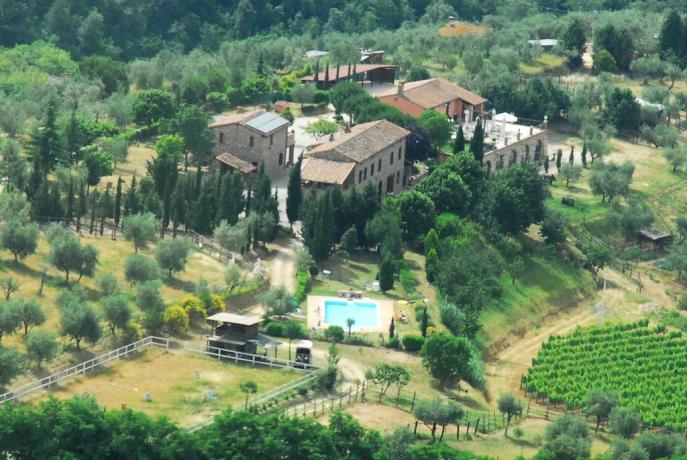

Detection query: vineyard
xmin=524 ymin=321 xmax=687 ymax=431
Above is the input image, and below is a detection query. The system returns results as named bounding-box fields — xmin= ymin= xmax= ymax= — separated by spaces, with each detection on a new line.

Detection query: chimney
xmin=397 ymin=81 xmax=405 ymax=96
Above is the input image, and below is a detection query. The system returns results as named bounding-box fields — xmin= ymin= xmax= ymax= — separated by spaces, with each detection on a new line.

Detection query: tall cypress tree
xmin=30 ymin=97 xmax=63 ymax=174
xmin=286 ymin=156 xmax=303 ymax=228
xmin=469 ymin=119 xmax=484 ymax=163
xmin=555 ymin=148 xmax=563 ymax=171
xmin=311 ymin=191 xmax=334 ymax=261
xmin=568 ymin=146 xmax=575 ymax=165
xmin=114 ymin=177 xmax=123 ymax=230
xmin=77 ymin=181 xmax=87 ymax=232
xmin=65 ymin=179 xmax=74 ymax=223
xmin=453 ymin=125 xmax=466 ymax=154
xmin=420 ymin=307 xmax=429 ymax=337
xmin=161 ymin=180 xmax=172 ymax=238
xmin=65 ymin=107 xmax=82 ymax=164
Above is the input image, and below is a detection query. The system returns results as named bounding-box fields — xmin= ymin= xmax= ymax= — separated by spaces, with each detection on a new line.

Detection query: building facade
xmin=210 ymin=110 xmax=294 ymax=178
xmin=301 ymin=120 xmax=410 ymax=197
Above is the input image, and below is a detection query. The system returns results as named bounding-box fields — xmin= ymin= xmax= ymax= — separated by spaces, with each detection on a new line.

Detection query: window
xmin=378 ymin=159 xmax=382 ymax=171
xmin=270 ymin=134 xmax=274 ymax=146
xmin=358 ymin=170 xmax=363 ymax=183
xmin=398 ymin=147 xmax=402 ymax=160
xmin=363 ymin=167 xmax=367 ymax=180
xmin=390 ymin=151 xmax=394 ymax=165
xmin=219 ymin=133 xmax=224 ymax=144
xmin=249 ymin=136 xmax=254 ymax=147
xmin=371 ymin=163 xmax=375 ymax=175
xmin=396 ymin=171 xmax=400 ymax=184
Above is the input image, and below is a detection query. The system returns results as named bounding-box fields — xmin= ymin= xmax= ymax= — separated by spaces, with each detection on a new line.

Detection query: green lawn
xmin=518 ymin=54 xmax=566 ymax=75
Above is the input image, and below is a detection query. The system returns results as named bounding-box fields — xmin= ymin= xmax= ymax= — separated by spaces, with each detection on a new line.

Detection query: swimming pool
xmin=323 ymin=299 xmax=379 ymax=329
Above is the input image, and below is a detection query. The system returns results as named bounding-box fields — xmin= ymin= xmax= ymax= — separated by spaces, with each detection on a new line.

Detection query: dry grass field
xmin=32 ymin=348 xmax=299 ymax=428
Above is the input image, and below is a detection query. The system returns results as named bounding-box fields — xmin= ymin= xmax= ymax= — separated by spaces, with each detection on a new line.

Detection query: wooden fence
xmin=182 ymin=342 xmax=319 ymax=373
xmin=0 ymin=336 xmax=169 ymax=405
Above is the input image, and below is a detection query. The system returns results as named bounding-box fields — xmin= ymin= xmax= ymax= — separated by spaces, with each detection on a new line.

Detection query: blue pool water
xmin=324 ymin=300 xmax=379 ymax=329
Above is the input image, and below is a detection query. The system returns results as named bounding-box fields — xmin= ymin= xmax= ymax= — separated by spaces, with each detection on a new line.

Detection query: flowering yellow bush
xmin=164 ymin=305 xmax=189 ymax=334
xmin=426 ymin=326 xmax=437 ymax=336
xmin=179 ymin=295 xmax=206 ymax=323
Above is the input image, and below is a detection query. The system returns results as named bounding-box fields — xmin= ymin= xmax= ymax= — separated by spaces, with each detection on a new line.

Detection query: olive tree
xmin=155 ymin=237 xmax=191 ymax=277
xmin=122 ymin=212 xmax=158 ymax=253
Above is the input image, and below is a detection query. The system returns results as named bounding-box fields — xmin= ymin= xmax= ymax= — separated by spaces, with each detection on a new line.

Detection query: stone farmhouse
xmin=300 ymin=120 xmax=410 ymax=197
xmin=209 ymin=110 xmax=295 ymax=178
xmin=376 ymin=78 xmax=486 ymax=122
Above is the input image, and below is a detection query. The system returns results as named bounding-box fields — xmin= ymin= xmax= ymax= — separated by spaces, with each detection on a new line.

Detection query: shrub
xmin=399 ymin=269 xmax=417 ymax=295
xmin=308 ymin=264 xmax=319 ymax=277
xmin=163 ymin=305 xmax=189 ymax=334
xmin=436 ymin=213 xmax=462 ymax=238
xmin=317 ymin=364 xmax=338 ymax=391
xmin=402 ymin=334 xmax=425 ymax=352
xmin=324 ymin=325 xmax=345 ymax=343
xmin=313 ymin=90 xmax=330 ymax=104
xmin=346 ymin=335 xmax=372 ymax=346
xmin=264 ymin=322 xmax=285 ymax=337
xmin=385 ymin=336 xmax=401 ymax=349
xmin=294 ymin=270 xmax=310 ymax=302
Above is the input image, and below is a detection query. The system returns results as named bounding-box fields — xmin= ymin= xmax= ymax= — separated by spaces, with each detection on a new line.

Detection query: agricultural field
xmin=524 ymin=321 xmax=687 ymax=431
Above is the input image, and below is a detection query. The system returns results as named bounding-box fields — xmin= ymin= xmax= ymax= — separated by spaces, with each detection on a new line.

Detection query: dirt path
xmin=266 ymin=236 xmax=299 ymax=292
xmin=485 ymin=266 xmax=653 ymax=405
xmin=311 ymin=347 xmax=366 ymax=383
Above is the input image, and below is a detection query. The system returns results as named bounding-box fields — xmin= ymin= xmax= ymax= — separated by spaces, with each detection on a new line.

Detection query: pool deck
xmin=306 ymin=295 xmax=395 ymax=333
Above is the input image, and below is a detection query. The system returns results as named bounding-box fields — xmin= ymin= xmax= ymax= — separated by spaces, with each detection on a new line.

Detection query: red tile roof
xmin=301 ymin=64 xmax=399 ymax=83
xmin=301 ymin=158 xmax=356 ymax=185
xmin=378 ymin=78 xmax=486 ymax=110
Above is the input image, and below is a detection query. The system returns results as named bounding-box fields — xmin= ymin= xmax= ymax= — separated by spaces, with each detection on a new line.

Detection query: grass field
xmin=518 ymin=54 xmax=566 ymax=75
xmin=36 ymin=348 xmax=299 ymax=427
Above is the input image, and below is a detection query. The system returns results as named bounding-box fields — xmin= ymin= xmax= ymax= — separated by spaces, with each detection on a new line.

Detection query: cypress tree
xmin=335 ymin=62 xmax=340 ymax=82
xmin=389 ymin=317 xmax=395 ymax=339
xmin=314 ymin=59 xmax=320 ymax=83
xmin=544 ymin=154 xmax=550 ymax=174
xmin=311 ymin=191 xmax=334 ymax=261
xmin=77 ymin=181 xmax=87 ymax=232
xmin=469 ymin=119 xmax=484 ymax=163
xmin=453 ymin=125 xmax=466 ymax=154
xmin=581 ymin=143 xmax=588 ymax=167
xmin=49 ymin=182 xmax=64 ymax=221
xmin=194 ymin=177 xmax=214 ymax=234
xmin=29 ymin=97 xmax=63 ymax=174
xmin=425 ymin=248 xmax=439 ymax=283
xmin=420 ymin=307 xmax=429 ymax=337
xmin=65 ymin=179 xmax=74 ymax=223
xmin=253 ymin=163 xmax=272 ymax=215
xmin=114 ymin=177 xmax=123 ymax=230
xmin=555 ymin=148 xmax=563 ymax=171
xmin=286 ymin=155 xmax=303 ymax=228
xmin=245 ymin=181 xmax=252 ymax=216
xmin=99 ymin=188 xmax=112 ymax=236
xmin=65 ymin=107 xmax=81 ymax=164
xmin=324 ymin=61 xmax=330 ymax=83
xmin=378 ymin=256 xmax=394 ymax=292
xmin=568 ymin=146 xmax=575 ymax=165
xmin=30 ymin=182 xmax=51 ymax=222
xmin=194 ymin=166 xmax=203 ymax=199
xmin=89 ymin=190 xmax=98 ymax=234
xmin=161 ymin=179 xmax=172 ymax=238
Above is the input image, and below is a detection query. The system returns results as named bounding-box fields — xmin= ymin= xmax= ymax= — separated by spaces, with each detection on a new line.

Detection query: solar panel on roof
xmin=244 ymin=112 xmax=289 ymax=134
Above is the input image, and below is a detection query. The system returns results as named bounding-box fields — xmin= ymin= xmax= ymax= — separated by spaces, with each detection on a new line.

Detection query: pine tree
xmin=453 ymin=125 xmax=466 ymax=154
xmin=286 ymin=156 xmax=303 ymax=228
xmin=420 ymin=307 xmax=429 ymax=337
xmin=469 ymin=119 xmax=484 ymax=163
xmin=569 ymin=146 xmax=575 ymax=165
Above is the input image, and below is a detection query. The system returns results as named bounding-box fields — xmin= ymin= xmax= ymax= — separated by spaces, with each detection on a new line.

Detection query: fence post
xmin=396 ymin=387 xmax=401 ymax=407
xmin=410 ymin=391 xmax=417 ymax=412
xmin=355 ymin=383 xmax=359 ymax=402
xmin=348 ymin=387 xmax=352 ymax=404
xmin=457 ymin=424 xmax=460 ymax=441
xmin=413 ymin=421 xmax=419 ymax=435
xmin=527 ymin=396 xmax=532 ymax=416
xmin=474 ymin=418 xmax=480 ymax=434
xmin=466 ymin=421 xmax=471 ymax=435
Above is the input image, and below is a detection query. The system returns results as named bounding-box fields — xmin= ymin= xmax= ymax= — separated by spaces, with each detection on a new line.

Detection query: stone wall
xmin=212 ymin=124 xmax=289 ymax=177
xmin=483 ymin=130 xmax=548 ymax=175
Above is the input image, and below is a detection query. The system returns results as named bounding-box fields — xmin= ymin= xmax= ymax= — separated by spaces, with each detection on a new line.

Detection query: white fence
xmin=0 ymin=336 xmax=169 ymax=405
xmin=249 ymin=372 xmax=320 ymax=409
xmin=182 ymin=342 xmax=319 ymax=372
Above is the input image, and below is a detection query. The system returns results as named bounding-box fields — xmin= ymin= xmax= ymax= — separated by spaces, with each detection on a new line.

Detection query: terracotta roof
xmin=301 ymin=64 xmax=398 ymax=83
xmin=301 ymin=157 xmax=356 ymax=185
xmin=378 ymin=78 xmax=486 ymax=109
xmin=308 ymin=120 xmax=410 ymax=163
xmin=377 ymin=95 xmax=426 ymax=118
xmin=215 ymin=152 xmax=257 ymax=174
xmin=209 ymin=110 xmax=261 ymax=128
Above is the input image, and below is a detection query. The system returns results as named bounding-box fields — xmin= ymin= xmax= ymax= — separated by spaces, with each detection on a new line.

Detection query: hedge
xmin=402 ymin=334 xmax=425 ymax=352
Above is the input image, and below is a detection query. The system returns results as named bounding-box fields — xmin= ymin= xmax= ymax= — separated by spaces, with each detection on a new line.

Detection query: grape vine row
xmin=524 ymin=320 xmax=687 ymax=431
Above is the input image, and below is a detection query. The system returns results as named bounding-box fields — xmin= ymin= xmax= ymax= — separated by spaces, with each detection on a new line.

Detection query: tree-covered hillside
xmin=0 ymin=0 xmax=683 ymax=60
